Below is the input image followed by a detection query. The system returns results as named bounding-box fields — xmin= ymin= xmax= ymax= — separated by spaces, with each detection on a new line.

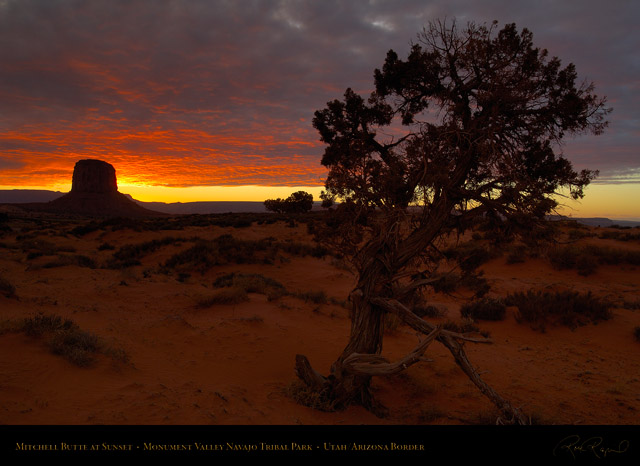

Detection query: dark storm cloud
xmin=0 ymin=0 xmax=638 ymax=187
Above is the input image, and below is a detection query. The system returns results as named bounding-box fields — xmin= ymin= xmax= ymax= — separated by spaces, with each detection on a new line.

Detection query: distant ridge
xmin=548 ymin=215 xmax=640 ymax=228
xmin=0 ymin=189 xmax=64 ymax=203
xmin=1 ymin=189 xmax=637 ymax=225
xmin=129 ymin=197 xmax=270 ymax=214
xmin=127 ymin=196 xmax=325 ymax=214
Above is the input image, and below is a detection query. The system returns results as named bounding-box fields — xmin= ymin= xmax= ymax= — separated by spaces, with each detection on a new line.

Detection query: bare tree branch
xmin=343 ymin=325 xmax=441 ymax=376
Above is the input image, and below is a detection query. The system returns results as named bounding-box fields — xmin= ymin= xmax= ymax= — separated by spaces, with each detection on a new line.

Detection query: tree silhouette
xmin=264 ymin=191 xmax=314 ymax=213
xmin=294 ymin=20 xmax=610 ymax=423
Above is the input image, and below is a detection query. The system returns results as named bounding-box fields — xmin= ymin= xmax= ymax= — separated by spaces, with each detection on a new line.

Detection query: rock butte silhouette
xmin=40 ymin=159 xmax=165 ymax=218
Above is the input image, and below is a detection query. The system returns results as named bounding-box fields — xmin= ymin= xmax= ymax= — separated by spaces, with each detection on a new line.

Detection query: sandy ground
xmin=1 ymin=212 xmax=639 ymax=426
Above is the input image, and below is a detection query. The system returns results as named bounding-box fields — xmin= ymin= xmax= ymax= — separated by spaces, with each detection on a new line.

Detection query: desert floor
xmin=0 ymin=210 xmax=639 ymax=426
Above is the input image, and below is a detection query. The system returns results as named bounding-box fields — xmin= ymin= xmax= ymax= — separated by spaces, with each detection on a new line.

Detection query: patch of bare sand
xmin=0 ymin=219 xmax=639 ymax=425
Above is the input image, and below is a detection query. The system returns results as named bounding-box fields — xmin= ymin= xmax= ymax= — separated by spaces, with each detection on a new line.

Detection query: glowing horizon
xmin=2 ymin=179 xmax=639 ymax=221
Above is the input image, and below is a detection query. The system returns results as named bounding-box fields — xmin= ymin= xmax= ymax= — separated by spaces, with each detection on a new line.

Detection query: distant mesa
xmin=71 ymin=159 xmax=118 ymax=194
xmin=20 ymin=159 xmax=165 ymax=218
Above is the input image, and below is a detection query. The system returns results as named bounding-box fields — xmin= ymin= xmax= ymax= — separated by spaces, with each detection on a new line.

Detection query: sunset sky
xmin=1 ymin=0 xmax=639 ymax=219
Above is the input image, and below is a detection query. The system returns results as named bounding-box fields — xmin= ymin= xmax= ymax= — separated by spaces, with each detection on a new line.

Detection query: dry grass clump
xmin=2 ymin=313 xmax=127 ymax=366
xmin=460 ymin=297 xmax=506 ymax=321
xmin=506 ymin=289 xmax=612 ymax=331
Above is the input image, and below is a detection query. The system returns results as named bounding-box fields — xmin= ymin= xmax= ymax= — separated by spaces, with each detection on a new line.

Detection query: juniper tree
xmin=264 ymin=191 xmax=314 ymax=213
xmin=294 ymin=19 xmax=610 ymax=423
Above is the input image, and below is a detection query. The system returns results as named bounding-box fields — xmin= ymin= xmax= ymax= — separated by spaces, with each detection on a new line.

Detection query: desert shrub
xmin=575 ymin=253 xmax=598 ymax=276
xmin=0 ymin=275 xmax=16 ymax=298
xmin=521 ymin=223 xmax=558 ymax=249
xmin=549 ymin=244 xmax=640 ymax=275
xmin=568 ymin=228 xmax=594 ymax=240
xmin=48 ymin=328 xmax=99 ymax=366
xmin=634 ymin=327 xmax=640 ymax=342
xmin=444 ymin=241 xmax=495 ymax=272
xmin=163 ymin=235 xmax=276 ymax=273
xmin=213 ymin=272 xmax=288 ymax=299
xmin=21 ymin=313 xmax=75 ymax=337
xmin=548 ymin=245 xmax=581 ymax=270
xmin=414 ymin=304 xmax=445 ymax=318
xmin=430 ymin=270 xmax=490 ymax=296
xmin=108 ymin=236 xmax=183 ymax=268
xmin=285 ymin=380 xmax=334 ymax=411
xmin=20 ymin=238 xmax=60 ymax=256
xmin=278 ymin=242 xmax=329 ymax=258
xmin=460 ymin=272 xmax=491 ymax=297
xmin=177 ymin=272 xmax=190 ymax=282
xmin=196 ymin=287 xmax=249 ymax=307
xmin=598 ymin=230 xmax=640 ymax=242
xmin=70 ymin=222 xmax=101 ymax=237
xmin=230 ymin=218 xmax=253 ymax=228
xmin=622 ymin=300 xmax=640 ymax=310
xmin=43 ymin=254 xmax=96 ymax=269
xmin=548 ymin=245 xmax=599 ymax=275
xmin=443 ymin=319 xmax=480 ymax=334
xmin=100 ymin=217 xmax=143 ymax=232
xmin=293 ymin=290 xmax=329 ymax=305
xmin=418 ymin=406 xmax=445 ymax=423
xmin=431 ymin=273 xmax=460 ymax=293
xmin=98 ymin=242 xmax=115 ymax=251
xmin=460 ymin=298 xmax=506 ymax=321
xmin=12 ymin=313 xmax=122 ymax=366
xmin=593 ymin=246 xmax=640 ymax=266
xmin=505 ymin=245 xmax=527 ymax=264
xmin=163 ymin=235 xmax=332 ymax=275
xmin=506 ymin=289 xmax=612 ymax=331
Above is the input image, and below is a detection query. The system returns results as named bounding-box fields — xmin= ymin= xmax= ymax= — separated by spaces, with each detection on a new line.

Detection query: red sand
xmin=1 ymin=218 xmax=639 ymax=425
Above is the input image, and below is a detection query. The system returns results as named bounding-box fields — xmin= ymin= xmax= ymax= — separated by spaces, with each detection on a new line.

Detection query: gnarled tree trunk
xmin=294 ymin=230 xmax=529 ymax=424
xmin=296 ymin=256 xmax=390 ymax=413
